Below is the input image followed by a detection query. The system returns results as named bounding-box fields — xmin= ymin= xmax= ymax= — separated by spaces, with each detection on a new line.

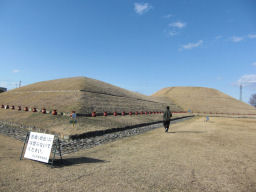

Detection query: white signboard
xmin=24 ymin=132 xmax=54 ymax=163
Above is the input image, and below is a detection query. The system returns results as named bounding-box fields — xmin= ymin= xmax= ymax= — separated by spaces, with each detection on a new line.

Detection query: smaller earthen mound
xmin=152 ymin=87 xmax=256 ymax=115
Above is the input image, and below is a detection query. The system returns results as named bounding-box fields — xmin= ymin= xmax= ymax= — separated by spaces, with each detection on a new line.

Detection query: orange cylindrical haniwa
xmin=52 ymin=110 xmax=57 ymax=115
xmin=42 ymin=108 xmax=46 ymax=114
xmin=91 ymin=112 xmax=96 ymax=117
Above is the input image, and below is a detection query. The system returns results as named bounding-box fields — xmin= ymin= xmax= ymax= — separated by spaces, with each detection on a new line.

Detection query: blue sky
xmin=0 ymin=0 xmax=256 ymax=103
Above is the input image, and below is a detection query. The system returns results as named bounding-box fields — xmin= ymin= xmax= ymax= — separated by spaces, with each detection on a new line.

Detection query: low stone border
xmin=0 ymin=116 xmax=194 ymax=155
xmin=0 ymin=122 xmax=28 ymax=142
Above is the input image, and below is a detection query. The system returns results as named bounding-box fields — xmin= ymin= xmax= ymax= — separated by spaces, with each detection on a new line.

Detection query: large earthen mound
xmin=152 ymin=87 xmax=256 ymax=115
xmin=0 ymin=77 xmax=182 ymax=114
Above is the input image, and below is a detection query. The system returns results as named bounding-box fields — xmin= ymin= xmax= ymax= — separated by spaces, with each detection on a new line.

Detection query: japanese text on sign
xmin=24 ymin=132 xmax=54 ymax=163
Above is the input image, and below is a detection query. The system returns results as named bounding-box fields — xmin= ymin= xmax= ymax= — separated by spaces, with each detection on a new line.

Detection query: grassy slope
xmin=0 ymin=77 xmax=185 ymax=135
xmin=0 ymin=77 xmax=182 ymax=113
xmin=152 ymin=87 xmax=256 ymax=114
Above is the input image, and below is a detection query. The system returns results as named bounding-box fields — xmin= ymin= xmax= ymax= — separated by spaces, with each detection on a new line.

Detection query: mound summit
xmin=152 ymin=87 xmax=256 ymax=115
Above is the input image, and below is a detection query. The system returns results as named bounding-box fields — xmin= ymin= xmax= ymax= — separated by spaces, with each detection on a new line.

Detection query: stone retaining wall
xmin=0 ymin=116 xmax=194 ymax=155
xmin=0 ymin=121 xmax=30 ymax=142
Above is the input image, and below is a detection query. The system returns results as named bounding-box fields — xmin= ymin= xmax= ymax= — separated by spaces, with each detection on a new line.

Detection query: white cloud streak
xmin=181 ymin=40 xmax=203 ymax=50
xmin=168 ymin=31 xmax=177 ymax=37
xmin=216 ymin=35 xmax=223 ymax=40
xmin=248 ymin=34 xmax=256 ymax=39
xmin=169 ymin=21 xmax=186 ymax=29
xmin=252 ymin=62 xmax=256 ymax=67
xmin=164 ymin=14 xmax=173 ymax=18
xmin=0 ymin=81 xmax=17 ymax=89
xmin=12 ymin=69 xmax=20 ymax=73
xmin=231 ymin=36 xmax=244 ymax=42
xmin=134 ymin=3 xmax=152 ymax=15
xmin=237 ymin=74 xmax=256 ymax=87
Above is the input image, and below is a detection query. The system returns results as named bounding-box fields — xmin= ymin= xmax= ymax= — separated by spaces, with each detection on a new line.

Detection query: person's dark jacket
xmin=163 ymin=109 xmax=172 ymax=121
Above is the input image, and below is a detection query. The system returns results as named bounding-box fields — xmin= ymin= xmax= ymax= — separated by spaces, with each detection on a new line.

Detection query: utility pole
xmin=19 ymin=80 xmax=21 ymax=88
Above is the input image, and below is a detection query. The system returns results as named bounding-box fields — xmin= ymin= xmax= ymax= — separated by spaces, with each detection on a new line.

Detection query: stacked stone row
xmin=0 ymin=115 xmax=194 ymax=155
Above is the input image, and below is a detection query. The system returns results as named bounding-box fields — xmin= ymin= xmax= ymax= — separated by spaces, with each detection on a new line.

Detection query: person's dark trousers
xmin=163 ymin=120 xmax=170 ymax=132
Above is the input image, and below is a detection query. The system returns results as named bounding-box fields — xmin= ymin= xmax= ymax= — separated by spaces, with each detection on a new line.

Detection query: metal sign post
xmin=20 ymin=132 xmax=30 ymax=160
xmin=50 ymin=137 xmax=63 ymax=168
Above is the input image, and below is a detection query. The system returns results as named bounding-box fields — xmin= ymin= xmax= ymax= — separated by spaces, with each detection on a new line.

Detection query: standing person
xmin=163 ymin=106 xmax=172 ymax=132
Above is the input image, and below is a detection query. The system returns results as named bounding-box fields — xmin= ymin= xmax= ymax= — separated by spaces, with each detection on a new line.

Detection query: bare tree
xmin=249 ymin=94 xmax=256 ymax=108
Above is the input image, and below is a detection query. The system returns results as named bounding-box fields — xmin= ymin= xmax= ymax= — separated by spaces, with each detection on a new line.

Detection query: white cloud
xmin=168 ymin=31 xmax=177 ymax=37
xmin=231 ymin=36 xmax=244 ymax=42
xmin=237 ymin=74 xmax=256 ymax=87
xmin=248 ymin=34 xmax=256 ymax=39
xmin=252 ymin=62 xmax=256 ymax=67
xmin=134 ymin=3 xmax=152 ymax=15
xmin=181 ymin=40 xmax=203 ymax=50
xmin=0 ymin=81 xmax=17 ymax=89
xmin=164 ymin=14 xmax=173 ymax=18
xmin=169 ymin=21 xmax=186 ymax=29
xmin=216 ymin=35 xmax=223 ymax=40
xmin=0 ymin=81 xmax=8 ymax=87
xmin=12 ymin=69 xmax=20 ymax=73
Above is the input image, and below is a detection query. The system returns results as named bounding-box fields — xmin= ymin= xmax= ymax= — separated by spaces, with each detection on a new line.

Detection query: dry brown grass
xmin=152 ymin=86 xmax=256 ymax=115
xmin=1 ymin=117 xmax=256 ymax=191
xmin=0 ymin=109 xmax=188 ymax=136
xmin=0 ymin=77 xmax=183 ymax=136
xmin=0 ymin=77 xmax=182 ymax=114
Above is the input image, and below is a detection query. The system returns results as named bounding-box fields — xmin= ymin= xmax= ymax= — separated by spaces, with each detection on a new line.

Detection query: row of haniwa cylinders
xmin=1 ymin=104 xmax=164 ymax=117
xmin=92 ymin=111 xmax=164 ymax=117
xmin=1 ymin=104 xmax=57 ymax=115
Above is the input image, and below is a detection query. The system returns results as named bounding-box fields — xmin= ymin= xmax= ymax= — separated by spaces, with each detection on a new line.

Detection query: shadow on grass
xmin=167 ymin=131 xmax=205 ymax=134
xmin=52 ymin=157 xmax=107 ymax=167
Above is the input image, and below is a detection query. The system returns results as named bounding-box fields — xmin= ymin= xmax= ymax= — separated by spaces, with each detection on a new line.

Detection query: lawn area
xmin=1 ymin=117 xmax=256 ymax=192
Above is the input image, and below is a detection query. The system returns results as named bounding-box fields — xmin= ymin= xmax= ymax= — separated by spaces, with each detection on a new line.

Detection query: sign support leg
xmin=51 ymin=139 xmax=57 ymax=168
xmin=20 ymin=132 xmax=29 ymax=160
xmin=57 ymin=138 xmax=63 ymax=163
xmin=50 ymin=136 xmax=63 ymax=168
